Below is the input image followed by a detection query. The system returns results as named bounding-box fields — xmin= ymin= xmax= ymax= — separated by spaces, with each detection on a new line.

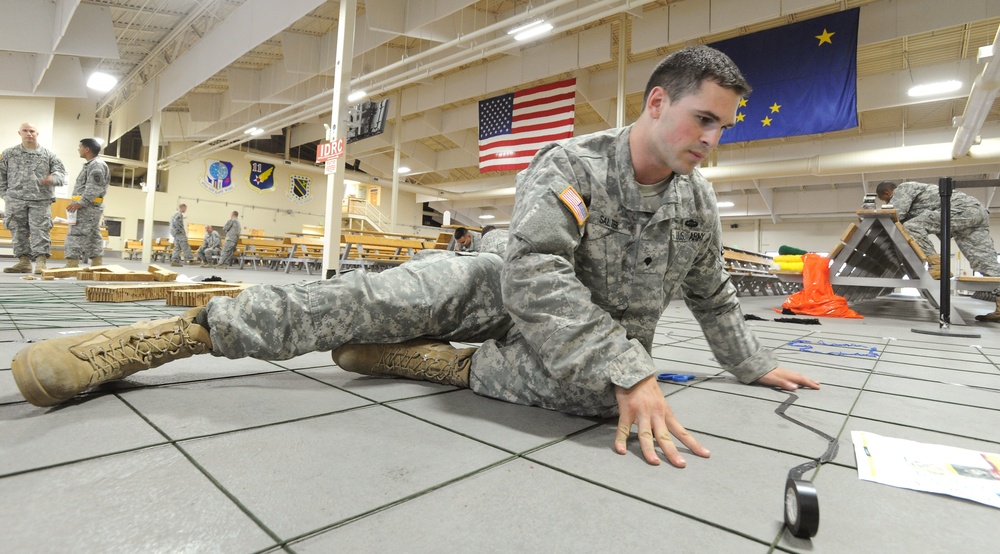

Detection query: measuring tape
xmin=775 ymin=390 xmax=839 ymax=539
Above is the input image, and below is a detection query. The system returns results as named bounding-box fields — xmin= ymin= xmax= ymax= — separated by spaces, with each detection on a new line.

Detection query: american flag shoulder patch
xmin=558 ymin=186 xmax=588 ymax=226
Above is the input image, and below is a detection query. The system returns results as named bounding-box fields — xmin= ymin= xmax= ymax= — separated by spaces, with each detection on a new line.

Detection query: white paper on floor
xmin=852 ymin=431 xmax=1000 ymax=509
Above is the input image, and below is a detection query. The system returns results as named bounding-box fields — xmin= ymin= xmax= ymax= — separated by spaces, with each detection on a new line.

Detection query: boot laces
xmin=84 ymin=320 xmax=208 ymax=386
xmin=378 ymin=346 xmax=465 ymax=381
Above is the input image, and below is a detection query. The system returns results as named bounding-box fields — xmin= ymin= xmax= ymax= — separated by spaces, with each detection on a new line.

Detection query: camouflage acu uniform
xmin=0 ymin=144 xmax=67 ymax=259
xmin=893 ymin=181 xmax=1000 ymax=296
xmin=470 ymin=127 xmax=776 ymax=417
xmin=64 ymin=156 xmax=110 ymax=260
xmin=202 ymin=128 xmax=774 ymax=418
xmin=196 ymin=229 xmax=221 ymax=263
xmin=218 ymin=218 xmax=242 ymax=265
xmin=204 ymin=249 xmax=513 ymax=361
xmin=478 ymin=229 xmax=508 ymax=256
xmin=169 ymin=210 xmax=192 ymax=262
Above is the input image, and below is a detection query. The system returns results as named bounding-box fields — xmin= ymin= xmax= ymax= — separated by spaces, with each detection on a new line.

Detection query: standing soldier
xmin=215 ymin=211 xmax=241 ymax=268
xmin=197 ymin=224 xmax=222 ymax=267
xmin=0 ymin=123 xmax=67 ymax=274
xmin=169 ymin=204 xmax=192 ymax=267
xmin=62 ymin=138 xmax=110 ymax=268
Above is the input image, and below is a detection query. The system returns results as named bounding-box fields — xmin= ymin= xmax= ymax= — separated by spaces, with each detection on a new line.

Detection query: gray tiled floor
xmin=1 ymin=257 xmax=999 ymax=552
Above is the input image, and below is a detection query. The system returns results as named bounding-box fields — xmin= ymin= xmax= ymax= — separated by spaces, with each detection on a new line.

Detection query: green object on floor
xmin=778 ymin=245 xmax=809 ymax=255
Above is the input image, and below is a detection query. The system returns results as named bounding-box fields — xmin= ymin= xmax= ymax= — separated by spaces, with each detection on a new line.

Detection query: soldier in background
xmin=877 ymin=180 xmax=1000 ymax=322
xmin=169 ymin=204 xmax=193 ymax=267
xmin=197 ymin=224 xmax=222 ymax=267
xmin=214 ymin=211 xmax=241 ymax=268
xmin=0 ymin=123 xmax=67 ymax=274
xmin=447 ymin=227 xmax=481 ymax=252
xmin=62 ymin=138 xmax=110 ymax=269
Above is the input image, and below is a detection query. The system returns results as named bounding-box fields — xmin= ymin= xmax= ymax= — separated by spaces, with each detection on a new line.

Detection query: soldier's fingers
xmin=637 ymin=422 xmax=661 ymax=466
xmin=613 ymin=419 xmax=632 ymax=455
xmin=664 ymin=412 xmax=710 ymax=459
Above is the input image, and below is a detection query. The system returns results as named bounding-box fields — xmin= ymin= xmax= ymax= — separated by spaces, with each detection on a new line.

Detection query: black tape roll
xmin=784 ymin=478 xmax=819 ymax=538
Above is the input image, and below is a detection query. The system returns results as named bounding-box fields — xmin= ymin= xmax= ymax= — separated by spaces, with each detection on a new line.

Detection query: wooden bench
xmin=281 ymin=236 xmax=325 ymax=274
xmin=722 ymin=246 xmax=787 ymax=296
xmin=338 ymin=233 xmax=425 ymax=273
xmin=238 ymin=237 xmax=289 ymax=270
xmin=123 ymin=240 xmax=143 ymax=259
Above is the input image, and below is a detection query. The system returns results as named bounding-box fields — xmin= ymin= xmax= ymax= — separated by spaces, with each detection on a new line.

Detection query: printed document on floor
xmin=852 ymin=431 xmax=1000 ymax=509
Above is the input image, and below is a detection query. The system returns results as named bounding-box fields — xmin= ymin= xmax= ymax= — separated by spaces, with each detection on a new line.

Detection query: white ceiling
xmin=3 ymin=0 xmax=1000 ymax=227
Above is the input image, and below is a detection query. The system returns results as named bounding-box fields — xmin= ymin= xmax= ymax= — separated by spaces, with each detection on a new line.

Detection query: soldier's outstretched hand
xmin=613 ymin=375 xmax=711 ymax=466
xmin=755 ymin=366 xmax=820 ymax=391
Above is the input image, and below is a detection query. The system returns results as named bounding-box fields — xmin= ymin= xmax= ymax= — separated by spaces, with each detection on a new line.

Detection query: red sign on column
xmin=315 ymin=138 xmax=345 ymax=163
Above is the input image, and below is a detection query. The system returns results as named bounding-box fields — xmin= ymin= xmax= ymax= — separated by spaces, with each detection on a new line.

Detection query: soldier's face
xmin=18 ymin=125 xmax=39 ymax=148
xmin=458 ymin=235 xmax=472 ymax=247
xmin=646 ymin=82 xmax=738 ymax=175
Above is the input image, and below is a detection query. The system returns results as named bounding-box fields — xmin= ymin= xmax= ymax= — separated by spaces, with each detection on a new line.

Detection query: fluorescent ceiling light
xmin=478 ymin=213 xmax=496 ymax=220
xmin=514 ymin=22 xmax=553 ymax=41
xmin=907 ymin=80 xmax=962 ymax=97
xmin=244 ymin=127 xmax=258 ymax=135
xmin=507 ymin=19 xmax=543 ymax=35
xmin=397 ymin=166 xmax=411 ymax=174
xmin=717 ymin=201 xmax=735 ymax=208
xmin=249 ymin=128 xmax=265 ymax=136
xmin=348 ymin=90 xmax=367 ymax=102
xmin=86 ymin=72 xmax=117 ymax=92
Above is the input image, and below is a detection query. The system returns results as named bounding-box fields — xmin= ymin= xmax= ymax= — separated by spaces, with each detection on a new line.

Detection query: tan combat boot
xmin=331 ymin=339 xmax=476 ymax=387
xmin=11 ymin=308 xmax=212 ymax=407
xmin=62 ymin=258 xmax=80 ymax=269
xmin=4 ymin=256 xmax=32 ymax=273
xmin=33 ymin=256 xmax=47 ymax=274
xmin=975 ymin=297 xmax=1000 ymax=322
xmin=89 ymin=256 xmax=103 ymax=267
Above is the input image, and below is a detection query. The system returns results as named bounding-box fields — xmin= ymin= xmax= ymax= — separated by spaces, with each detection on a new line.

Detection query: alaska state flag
xmin=713 ymin=8 xmax=859 ymax=144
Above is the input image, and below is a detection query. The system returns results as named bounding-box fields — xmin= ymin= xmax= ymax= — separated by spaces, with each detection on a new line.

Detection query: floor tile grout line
xmin=272 ymin=456 xmax=522 ymax=549
xmin=290 ymin=367 xmax=615 ymax=458
xmin=0 ymin=400 xmax=383 ymax=481
xmin=0 ymin=440 xmax=174 ymax=481
xmin=516 ymin=452 xmax=778 ymax=548
xmin=114 ymin=394 xmax=288 ymax=548
xmin=844 ymin=413 xmax=1000 ymax=447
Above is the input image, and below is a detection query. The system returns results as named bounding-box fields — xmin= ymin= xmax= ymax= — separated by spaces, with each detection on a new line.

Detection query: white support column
xmin=616 ymin=14 xmax=627 ymax=128
xmin=142 ymin=77 xmax=161 ymax=263
xmin=321 ymin=0 xmax=356 ymax=278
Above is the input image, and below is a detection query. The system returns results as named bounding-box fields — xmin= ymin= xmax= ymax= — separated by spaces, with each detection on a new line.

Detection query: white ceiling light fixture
xmin=249 ymin=128 xmax=265 ymax=137
xmin=348 ymin=90 xmax=368 ymax=102
xmin=907 ymin=80 xmax=962 ymax=97
xmin=717 ymin=201 xmax=735 ymax=208
xmin=507 ymin=18 xmax=543 ymax=35
xmin=397 ymin=166 xmax=411 ymax=174
xmin=478 ymin=213 xmax=496 ymax=220
xmin=514 ymin=22 xmax=553 ymax=42
xmin=86 ymin=71 xmax=117 ymax=92
xmin=479 ymin=206 xmax=497 ymax=220
xmin=244 ymin=127 xmax=258 ymax=135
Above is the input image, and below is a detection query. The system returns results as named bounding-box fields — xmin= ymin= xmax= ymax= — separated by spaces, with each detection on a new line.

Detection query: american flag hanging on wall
xmin=478 ymin=78 xmax=576 ymax=173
